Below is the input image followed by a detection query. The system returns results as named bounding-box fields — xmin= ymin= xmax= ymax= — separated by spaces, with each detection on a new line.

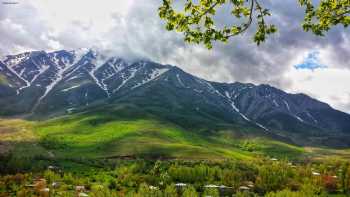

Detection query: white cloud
xmin=29 ymin=0 xmax=133 ymax=32
xmin=286 ymin=67 xmax=350 ymax=113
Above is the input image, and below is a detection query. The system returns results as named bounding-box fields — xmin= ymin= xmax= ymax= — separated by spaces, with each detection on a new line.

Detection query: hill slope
xmin=0 ymin=49 xmax=350 ymax=148
xmin=0 ymin=105 xmax=307 ymax=162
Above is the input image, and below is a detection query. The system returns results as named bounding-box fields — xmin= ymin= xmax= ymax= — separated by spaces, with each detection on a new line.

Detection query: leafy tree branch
xmin=158 ymin=0 xmax=350 ymax=49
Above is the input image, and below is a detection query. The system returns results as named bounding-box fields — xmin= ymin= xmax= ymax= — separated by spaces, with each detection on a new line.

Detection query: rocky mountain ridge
xmin=1 ymin=49 xmax=349 ymax=147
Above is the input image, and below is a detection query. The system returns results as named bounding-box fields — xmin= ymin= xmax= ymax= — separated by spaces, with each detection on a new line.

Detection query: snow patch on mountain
xmin=31 ymin=50 xmax=93 ymax=111
xmin=62 ymin=49 xmax=91 ymax=79
xmin=256 ymin=122 xmax=269 ymax=132
xmin=95 ymin=58 xmax=129 ymax=94
xmin=231 ymin=102 xmax=250 ymax=121
xmin=225 ymin=90 xmax=270 ymax=130
xmin=194 ymin=89 xmax=203 ymax=93
xmin=18 ymin=68 xmax=26 ymax=76
xmin=89 ymin=54 xmax=112 ymax=96
xmin=4 ymin=53 xmax=31 ymax=68
xmin=295 ymin=115 xmax=305 ymax=122
xmin=66 ymin=74 xmax=82 ymax=82
xmin=176 ymin=74 xmax=186 ymax=87
xmin=85 ymin=91 xmax=89 ymax=106
xmin=283 ymin=100 xmax=305 ymax=123
xmin=196 ymin=78 xmax=225 ymax=97
xmin=132 ymin=68 xmax=170 ymax=89
xmin=30 ymin=61 xmax=50 ymax=83
xmin=306 ymin=111 xmax=318 ymax=123
xmin=50 ymin=52 xmax=72 ymax=69
xmin=113 ymin=67 xmax=138 ymax=93
xmin=4 ymin=62 xmax=30 ymax=94
xmin=284 ymin=100 xmax=291 ymax=111
xmin=32 ymin=55 xmax=79 ymax=111
xmin=89 ymin=68 xmax=109 ymax=96
xmin=61 ymin=85 xmax=81 ymax=92
xmin=225 ymin=91 xmax=250 ymax=121
xmin=109 ymin=58 xmax=127 ymax=73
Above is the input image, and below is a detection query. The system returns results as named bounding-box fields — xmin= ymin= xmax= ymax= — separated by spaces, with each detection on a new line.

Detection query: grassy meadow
xmin=1 ymin=106 xmax=350 ymax=169
xmin=0 ymin=113 xmax=307 ymax=167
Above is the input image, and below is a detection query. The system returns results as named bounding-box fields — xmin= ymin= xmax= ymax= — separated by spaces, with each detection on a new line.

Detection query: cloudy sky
xmin=0 ymin=0 xmax=350 ymax=113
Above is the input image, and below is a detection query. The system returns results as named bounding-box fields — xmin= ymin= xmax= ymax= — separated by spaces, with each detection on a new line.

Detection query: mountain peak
xmin=0 ymin=49 xmax=350 ymax=147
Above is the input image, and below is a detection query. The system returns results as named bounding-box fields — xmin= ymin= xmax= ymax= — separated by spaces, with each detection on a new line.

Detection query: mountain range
xmin=1 ymin=49 xmax=350 ymax=148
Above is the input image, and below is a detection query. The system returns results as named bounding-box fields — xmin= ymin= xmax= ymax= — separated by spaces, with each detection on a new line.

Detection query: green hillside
xmin=0 ymin=106 xmax=302 ymax=162
xmin=1 ymin=104 xmax=350 ymax=173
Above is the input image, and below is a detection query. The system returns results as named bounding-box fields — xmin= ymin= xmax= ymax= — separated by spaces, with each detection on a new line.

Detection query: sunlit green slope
xmin=1 ymin=104 xmax=308 ymax=164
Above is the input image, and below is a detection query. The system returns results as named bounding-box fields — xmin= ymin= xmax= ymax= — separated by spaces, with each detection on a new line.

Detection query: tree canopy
xmin=158 ymin=0 xmax=350 ymax=49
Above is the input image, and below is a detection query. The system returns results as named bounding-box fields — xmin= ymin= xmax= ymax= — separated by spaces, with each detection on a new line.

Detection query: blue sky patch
xmin=294 ymin=51 xmax=327 ymax=70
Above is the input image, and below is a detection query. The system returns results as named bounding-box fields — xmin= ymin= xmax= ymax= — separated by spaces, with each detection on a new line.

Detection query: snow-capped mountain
xmin=1 ymin=49 xmax=350 ymax=147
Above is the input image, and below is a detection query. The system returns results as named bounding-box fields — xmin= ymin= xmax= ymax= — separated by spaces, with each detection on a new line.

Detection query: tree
xmin=202 ymin=187 xmax=220 ymax=197
xmin=158 ymin=0 xmax=350 ymax=49
xmin=164 ymin=184 xmax=178 ymax=197
xmin=321 ymin=175 xmax=338 ymax=193
xmin=108 ymin=178 xmax=117 ymax=190
xmin=182 ymin=185 xmax=198 ymax=197
xmin=265 ymin=183 xmax=326 ymax=197
xmin=339 ymin=163 xmax=350 ymax=194
xmin=236 ymin=191 xmax=257 ymax=197
xmin=137 ymin=183 xmax=163 ymax=197
xmin=255 ymin=162 xmax=293 ymax=193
